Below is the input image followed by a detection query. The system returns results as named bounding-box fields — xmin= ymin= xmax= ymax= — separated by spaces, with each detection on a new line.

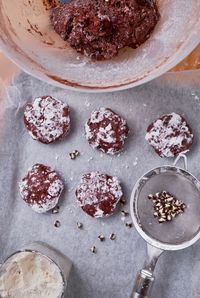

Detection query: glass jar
xmin=0 ymin=241 xmax=72 ymax=298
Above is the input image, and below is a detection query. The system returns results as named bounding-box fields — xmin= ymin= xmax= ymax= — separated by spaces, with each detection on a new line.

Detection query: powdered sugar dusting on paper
xmin=76 ymin=172 xmax=123 ymax=218
xmin=84 ymin=99 xmax=91 ymax=108
xmin=145 ymin=112 xmax=193 ymax=158
xmin=19 ymin=164 xmax=64 ymax=213
xmin=85 ymin=107 xmax=129 ymax=155
xmin=191 ymin=91 xmax=200 ymax=102
xmin=24 ymin=96 xmax=70 ymax=144
xmin=133 ymin=157 xmax=138 ymax=166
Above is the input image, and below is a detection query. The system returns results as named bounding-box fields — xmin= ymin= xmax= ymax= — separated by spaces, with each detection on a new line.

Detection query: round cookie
xmin=145 ymin=112 xmax=193 ymax=158
xmin=85 ymin=107 xmax=129 ymax=154
xmin=19 ymin=164 xmax=64 ymax=213
xmin=24 ymin=96 xmax=70 ymax=144
xmin=75 ymin=172 xmax=123 ymax=218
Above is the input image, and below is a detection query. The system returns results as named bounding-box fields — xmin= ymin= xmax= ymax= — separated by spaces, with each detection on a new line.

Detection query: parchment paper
xmin=0 ymin=71 xmax=200 ymax=298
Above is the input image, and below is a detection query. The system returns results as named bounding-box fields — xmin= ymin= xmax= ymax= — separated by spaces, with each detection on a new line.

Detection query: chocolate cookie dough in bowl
xmin=0 ymin=0 xmax=199 ymax=91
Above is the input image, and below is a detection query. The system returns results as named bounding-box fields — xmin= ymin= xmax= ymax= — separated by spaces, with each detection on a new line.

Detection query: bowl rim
xmin=0 ymin=20 xmax=199 ymax=93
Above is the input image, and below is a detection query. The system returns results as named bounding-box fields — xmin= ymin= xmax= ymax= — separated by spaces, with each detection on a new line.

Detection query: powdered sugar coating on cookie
xmin=24 ymin=96 xmax=70 ymax=144
xmin=85 ymin=107 xmax=129 ymax=154
xmin=19 ymin=164 xmax=64 ymax=213
xmin=145 ymin=112 xmax=193 ymax=158
xmin=76 ymin=172 xmax=123 ymax=218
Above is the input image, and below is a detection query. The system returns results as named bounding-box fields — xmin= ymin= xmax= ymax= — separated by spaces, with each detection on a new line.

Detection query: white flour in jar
xmin=0 ymin=251 xmax=64 ymax=298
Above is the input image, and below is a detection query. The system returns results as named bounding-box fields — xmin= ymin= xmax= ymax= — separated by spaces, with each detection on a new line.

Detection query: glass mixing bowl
xmin=0 ymin=0 xmax=199 ymax=92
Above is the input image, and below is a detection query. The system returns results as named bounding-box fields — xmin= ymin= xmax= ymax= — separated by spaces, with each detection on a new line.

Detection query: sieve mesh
xmin=132 ymin=167 xmax=200 ymax=247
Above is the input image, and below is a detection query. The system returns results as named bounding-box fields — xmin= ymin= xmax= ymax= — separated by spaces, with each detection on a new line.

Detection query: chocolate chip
xmin=77 ymin=222 xmax=83 ymax=229
xmin=90 ymin=246 xmax=96 ymax=253
xmin=74 ymin=150 xmax=80 ymax=156
xmin=54 ymin=220 xmax=61 ymax=228
xmin=158 ymin=218 xmax=166 ymax=223
xmin=52 ymin=206 xmax=60 ymax=214
xmin=121 ymin=210 xmax=129 ymax=216
xmin=125 ymin=222 xmax=133 ymax=228
xmin=148 ymin=194 xmax=154 ymax=200
xmin=98 ymin=234 xmax=105 ymax=241
xmin=120 ymin=198 xmax=126 ymax=205
xmin=69 ymin=150 xmax=80 ymax=160
xmin=109 ymin=233 xmax=116 ymax=240
xmin=69 ymin=152 xmax=76 ymax=160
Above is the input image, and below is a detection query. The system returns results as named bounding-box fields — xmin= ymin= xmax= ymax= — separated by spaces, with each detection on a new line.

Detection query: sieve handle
xmin=131 ymin=245 xmax=163 ymax=298
xmin=131 ymin=269 xmax=154 ymax=298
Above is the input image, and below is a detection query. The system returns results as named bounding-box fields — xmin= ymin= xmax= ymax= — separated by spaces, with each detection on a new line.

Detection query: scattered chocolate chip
xmin=54 ymin=220 xmax=61 ymax=228
xmin=148 ymin=191 xmax=186 ymax=223
xmin=69 ymin=152 xmax=75 ymax=160
xmin=109 ymin=233 xmax=116 ymax=240
xmin=98 ymin=234 xmax=105 ymax=241
xmin=90 ymin=246 xmax=96 ymax=253
xmin=148 ymin=194 xmax=154 ymax=200
xmin=74 ymin=150 xmax=80 ymax=156
xmin=121 ymin=210 xmax=129 ymax=216
xmin=69 ymin=150 xmax=80 ymax=160
xmin=125 ymin=222 xmax=133 ymax=228
xmin=120 ymin=198 xmax=126 ymax=205
xmin=77 ymin=222 xmax=83 ymax=229
xmin=52 ymin=206 xmax=60 ymax=214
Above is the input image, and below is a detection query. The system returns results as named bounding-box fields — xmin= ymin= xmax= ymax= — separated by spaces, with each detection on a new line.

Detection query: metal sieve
xmin=130 ymin=153 xmax=200 ymax=297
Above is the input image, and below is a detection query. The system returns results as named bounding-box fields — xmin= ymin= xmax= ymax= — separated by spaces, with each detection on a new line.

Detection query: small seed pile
xmin=69 ymin=150 xmax=80 ymax=160
xmin=148 ymin=191 xmax=186 ymax=223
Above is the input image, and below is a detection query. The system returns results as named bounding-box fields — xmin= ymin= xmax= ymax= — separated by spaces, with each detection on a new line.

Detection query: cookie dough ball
xmin=76 ymin=172 xmax=123 ymax=218
xmin=85 ymin=107 xmax=129 ymax=154
xmin=19 ymin=164 xmax=64 ymax=213
xmin=51 ymin=0 xmax=159 ymax=60
xmin=145 ymin=112 xmax=193 ymax=158
xmin=24 ymin=96 xmax=70 ymax=144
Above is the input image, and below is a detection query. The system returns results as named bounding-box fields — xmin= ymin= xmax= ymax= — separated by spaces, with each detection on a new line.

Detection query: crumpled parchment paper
xmin=0 ymin=71 xmax=200 ymax=298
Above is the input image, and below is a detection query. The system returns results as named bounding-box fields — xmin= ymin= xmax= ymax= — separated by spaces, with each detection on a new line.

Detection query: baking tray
xmin=0 ymin=71 xmax=200 ymax=298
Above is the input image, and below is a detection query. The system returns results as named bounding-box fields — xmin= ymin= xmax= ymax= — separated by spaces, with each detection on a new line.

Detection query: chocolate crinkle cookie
xmin=24 ymin=96 xmax=70 ymax=144
xmin=51 ymin=0 xmax=159 ymax=60
xmin=145 ymin=112 xmax=193 ymax=158
xmin=85 ymin=107 xmax=129 ymax=154
xmin=19 ymin=164 xmax=64 ymax=213
xmin=76 ymin=172 xmax=123 ymax=218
